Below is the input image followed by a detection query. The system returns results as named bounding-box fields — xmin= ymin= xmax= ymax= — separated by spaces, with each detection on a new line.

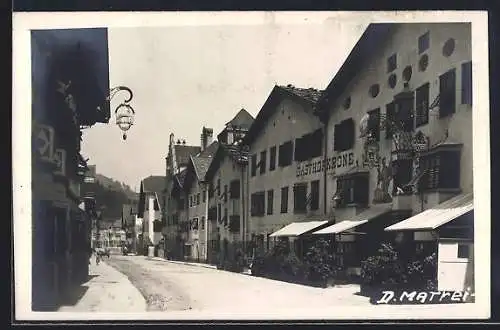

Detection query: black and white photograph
xmin=12 ymin=11 xmax=490 ymax=321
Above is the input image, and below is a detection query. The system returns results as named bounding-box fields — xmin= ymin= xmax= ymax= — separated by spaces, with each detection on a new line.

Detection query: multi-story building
xmin=182 ymin=127 xmax=219 ymax=261
xmin=163 ymin=134 xmax=201 ymax=259
xmin=30 ymin=28 xmax=111 ymax=310
xmin=312 ymin=23 xmax=473 ymax=290
xmin=241 ymin=85 xmax=328 ymax=255
xmin=204 ymin=109 xmax=254 ymax=264
xmin=137 ymin=175 xmax=165 ymax=255
xmin=122 ymin=203 xmax=138 ymax=251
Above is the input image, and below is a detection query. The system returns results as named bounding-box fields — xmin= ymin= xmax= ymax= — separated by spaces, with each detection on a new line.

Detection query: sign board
xmin=33 ymin=122 xmax=55 ymax=162
xmin=53 ymin=148 xmax=67 ymax=176
xmin=296 ymin=151 xmax=356 ymax=178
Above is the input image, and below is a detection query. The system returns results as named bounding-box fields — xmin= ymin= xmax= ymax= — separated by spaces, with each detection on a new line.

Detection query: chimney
xmin=200 ymin=126 xmax=214 ymax=151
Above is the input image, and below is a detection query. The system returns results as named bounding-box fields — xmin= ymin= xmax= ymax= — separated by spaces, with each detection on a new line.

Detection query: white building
xmin=241 ymin=85 xmax=328 ymax=254
xmin=313 ymin=23 xmax=473 ymax=290
xmin=183 ymin=127 xmax=218 ymax=261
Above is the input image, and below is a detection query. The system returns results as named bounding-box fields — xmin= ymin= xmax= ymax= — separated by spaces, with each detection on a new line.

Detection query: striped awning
xmin=313 ymin=203 xmax=393 ymax=235
xmin=269 ymin=221 xmax=329 ymax=237
xmin=385 ymin=193 xmax=473 ymax=231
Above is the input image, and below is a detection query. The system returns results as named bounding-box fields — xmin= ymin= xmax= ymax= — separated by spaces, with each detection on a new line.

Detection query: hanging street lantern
xmin=96 ymin=86 xmax=135 ymax=141
xmin=115 ymin=103 xmax=135 ymax=140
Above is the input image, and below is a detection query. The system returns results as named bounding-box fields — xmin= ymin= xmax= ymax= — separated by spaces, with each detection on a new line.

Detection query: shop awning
xmin=313 ymin=204 xmax=393 ymax=235
xmin=269 ymin=220 xmax=329 ymax=237
xmin=385 ymin=193 xmax=473 ymax=231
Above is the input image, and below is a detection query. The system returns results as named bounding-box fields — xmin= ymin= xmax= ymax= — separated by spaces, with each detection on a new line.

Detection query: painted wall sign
xmin=53 ymin=148 xmax=67 ymax=176
xmin=33 ymin=122 xmax=55 ymax=162
xmin=296 ymin=152 xmax=355 ymax=177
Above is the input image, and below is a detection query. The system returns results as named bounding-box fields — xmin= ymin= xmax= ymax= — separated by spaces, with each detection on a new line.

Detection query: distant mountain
xmin=94 ymin=173 xmax=138 ymax=201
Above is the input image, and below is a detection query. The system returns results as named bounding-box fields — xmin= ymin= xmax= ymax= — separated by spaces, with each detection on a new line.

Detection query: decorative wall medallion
xmin=369 ymin=84 xmax=380 ymax=98
xmin=402 ymin=65 xmax=413 ymax=82
xmin=343 ymin=96 xmax=351 ymax=109
xmin=388 ymin=73 xmax=397 ymax=89
xmin=418 ymin=54 xmax=429 ymax=72
xmin=442 ymin=38 xmax=456 ymax=57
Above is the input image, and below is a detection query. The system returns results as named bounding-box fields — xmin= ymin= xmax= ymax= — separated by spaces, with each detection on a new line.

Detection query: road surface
xmin=105 ymin=255 xmax=369 ymax=313
xmin=103 ymin=256 xmax=485 ymax=320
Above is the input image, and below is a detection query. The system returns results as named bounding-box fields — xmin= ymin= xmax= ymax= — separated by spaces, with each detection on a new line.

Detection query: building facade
xmin=313 ymin=23 xmax=473 ymax=288
xmin=163 ymin=134 xmax=201 ymax=259
xmin=137 ymin=176 xmax=165 ymax=255
xmin=205 ymin=109 xmax=254 ymax=264
xmin=242 ymin=85 xmax=326 ymax=255
xmin=183 ymin=128 xmax=218 ymax=261
xmin=31 ymin=28 xmax=111 ymax=311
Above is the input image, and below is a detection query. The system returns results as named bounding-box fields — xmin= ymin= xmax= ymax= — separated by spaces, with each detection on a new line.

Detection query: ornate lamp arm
xmin=108 ymin=86 xmax=134 ymax=112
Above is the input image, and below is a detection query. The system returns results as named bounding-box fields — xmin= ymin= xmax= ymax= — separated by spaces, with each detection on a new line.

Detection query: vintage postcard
xmin=12 ymin=11 xmax=490 ymax=321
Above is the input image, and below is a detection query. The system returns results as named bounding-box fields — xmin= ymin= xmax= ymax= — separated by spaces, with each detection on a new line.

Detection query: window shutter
xmin=439 ymin=68 xmax=456 ymax=118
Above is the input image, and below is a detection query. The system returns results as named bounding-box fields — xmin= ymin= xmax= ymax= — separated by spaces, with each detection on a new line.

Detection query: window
xmin=278 ymin=140 xmax=294 ymax=167
xmin=208 ymin=207 xmax=217 ymax=221
xmin=224 ymin=185 xmax=228 ymax=202
xmin=189 ymin=195 xmax=192 ymax=207
xmin=208 ymin=182 xmax=214 ymax=198
xmin=334 ymin=118 xmax=355 ymax=151
xmin=269 ymin=146 xmax=277 ymax=171
xmin=229 ymin=215 xmax=240 ymax=233
xmin=293 ymin=183 xmax=307 ymax=214
xmin=310 ymin=180 xmax=320 ymax=211
xmin=260 ymin=150 xmax=267 ymax=174
xmin=336 ymin=174 xmax=369 ymax=207
xmin=201 ymin=216 xmax=206 ymax=230
xmin=395 ymin=90 xmax=415 ymax=132
xmin=281 ymin=186 xmax=289 ymax=213
xmin=196 ymin=193 xmax=200 ymax=205
xmin=367 ymin=108 xmax=381 ymax=141
xmin=387 ymin=53 xmax=397 ymax=73
xmin=385 ymin=102 xmax=396 ymax=139
xmin=251 ymin=154 xmax=257 ymax=176
xmin=202 ymin=190 xmax=206 ymax=203
xmin=229 ymin=180 xmax=240 ymax=199
xmin=224 ymin=208 xmax=228 ymax=226
xmin=294 ymin=134 xmax=309 ymax=162
xmin=267 ymin=189 xmax=274 ymax=215
xmin=251 ymin=191 xmax=265 ymax=216
xmin=439 ymin=68 xmax=456 ymax=118
xmin=418 ymin=31 xmax=430 ymax=54
xmin=310 ymin=128 xmax=323 ymax=158
xmin=457 ymin=244 xmax=469 ymax=258
xmin=217 ymin=204 xmax=221 ymax=222
xmin=232 ymin=198 xmax=240 ymax=215
xmin=392 ymin=159 xmax=413 ymax=195
xmin=461 ymin=61 xmax=472 ymax=105
xmin=419 ymin=149 xmax=461 ymax=191
xmin=415 ymin=82 xmax=430 ymax=127
xmin=192 ymin=218 xmax=199 ymax=230
xmin=217 ymin=179 xmax=221 ymax=196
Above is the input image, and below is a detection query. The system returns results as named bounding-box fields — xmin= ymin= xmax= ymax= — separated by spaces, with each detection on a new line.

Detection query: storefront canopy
xmin=313 ymin=204 xmax=393 ymax=235
xmin=385 ymin=193 xmax=473 ymax=232
xmin=269 ymin=221 xmax=329 ymax=237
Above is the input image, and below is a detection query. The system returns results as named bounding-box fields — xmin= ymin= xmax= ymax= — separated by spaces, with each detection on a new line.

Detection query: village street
xmin=105 ymin=255 xmax=370 ymax=313
xmin=79 ymin=255 xmax=480 ymax=320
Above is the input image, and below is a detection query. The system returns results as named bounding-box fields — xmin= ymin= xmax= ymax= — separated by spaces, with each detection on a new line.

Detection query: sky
xmin=81 ymin=17 xmax=367 ymax=191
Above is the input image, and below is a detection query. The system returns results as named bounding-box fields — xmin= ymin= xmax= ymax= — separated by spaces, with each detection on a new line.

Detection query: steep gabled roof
xmin=314 ymin=23 xmax=395 ymax=119
xmin=242 ymin=84 xmax=324 ymax=147
xmin=183 ymin=141 xmax=219 ymax=191
xmin=139 ymin=175 xmax=166 ymax=216
xmin=174 ymin=144 xmax=201 ymax=167
xmin=225 ymin=108 xmax=255 ymax=129
xmin=205 ymin=143 xmax=249 ymax=182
